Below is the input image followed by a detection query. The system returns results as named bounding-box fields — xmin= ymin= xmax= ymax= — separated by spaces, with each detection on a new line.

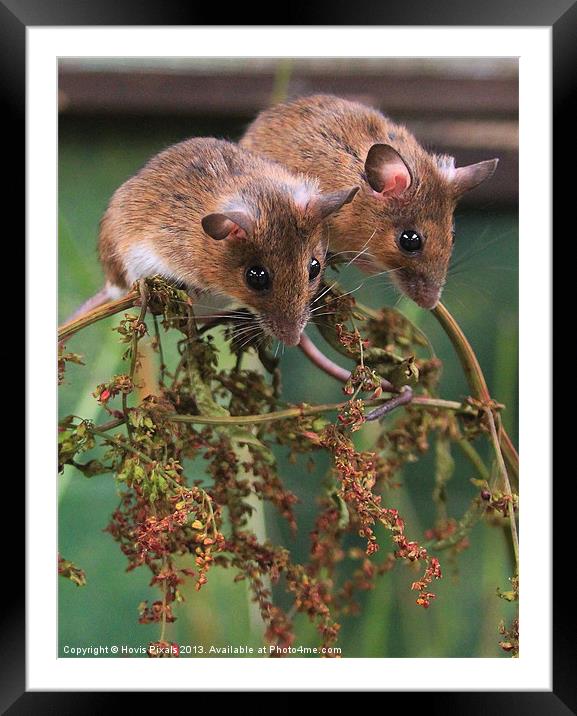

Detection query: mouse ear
xmin=309 ymin=186 xmax=360 ymax=223
xmin=450 ymin=158 xmax=499 ymax=196
xmin=365 ymin=144 xmax=412 ymax=196
xmin=201 ymin=211 xmax=253 ymax=241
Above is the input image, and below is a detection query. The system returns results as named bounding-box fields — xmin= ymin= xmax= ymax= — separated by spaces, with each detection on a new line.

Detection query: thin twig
xmin=58 ymin=291 xmax=139 ymax=342
xmin=485 ymin=408 xmax=519 ymax=573
xmin=457 ymin=438 xmax=491 ymax=482
xmin=166 ymin=396 xmax=466 ymax=426
xmin=90 ymin=395 xmax=469 ymax=434
xmin=365 ymin=386 xmax=414 ymax=421
xmin=432 ymin=302 xmax=519 ymax=484
xmin=152 ymin=314 xmax=167 ymax=386
xmin=124 ymin=280 xmax=149 ymax=443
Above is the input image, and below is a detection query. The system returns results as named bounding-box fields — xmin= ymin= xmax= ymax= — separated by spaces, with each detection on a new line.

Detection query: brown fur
xmin=241 ymin=94 xmax=498 ymax=308
xmin=98 ymin=137 xmax=357 ymax=344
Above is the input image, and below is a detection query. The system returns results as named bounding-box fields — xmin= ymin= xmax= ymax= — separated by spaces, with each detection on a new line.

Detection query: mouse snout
xmin=272 ymin=322 xmax=305 ymax=346
xmin=265 ymin=313 xmax=309 ymax=346
xmin=398 ymin=271 xmax=443 ymax=310
xmin=416 ymin=289 xmax=442 ymax=310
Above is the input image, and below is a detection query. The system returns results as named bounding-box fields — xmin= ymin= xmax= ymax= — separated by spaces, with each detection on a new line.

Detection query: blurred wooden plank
xmin=58 ymin=69 xmax=518 ymax=118
xmin=407 ymin=120 xmax=518 ymax=152
xmin=59 ymin=57 xmax=520 ymax=78
xmin=58 ymin=69 xmax=518 ymax=204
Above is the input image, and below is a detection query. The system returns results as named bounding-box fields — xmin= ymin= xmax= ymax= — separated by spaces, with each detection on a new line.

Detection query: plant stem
xmin=432 ymin=302 xmax=519 ymax=483
xmin=92 ymin=395 xmax=470 ymax=434
xmin=165 ymin=396 xmax=467 ymax=426
xmin=124 ymin=281 xmax=149 ymax=443
xmin=457 ymin=438 xmax=491 ymax=482
xmin=92 ymin=426 xmax=155 ymax=464
xmin=129 ymin=281 xmax=149 ymax=379
xmin=432 ymin=302 xmax=490 ymax=400
xmin=152 ymin=314 xmax=167 ymax=386
xmin=365 ymin=386 xmax=414 ymax=421
xmin=270 ymin=58 xmax=293 ymax=104
xmin=58 ymin=291 xmax=139 ymax=342
xmin=485 ymin=408 xmax=519 ymax=573
xmin=426 ymin=499 xmax=486 ymax=551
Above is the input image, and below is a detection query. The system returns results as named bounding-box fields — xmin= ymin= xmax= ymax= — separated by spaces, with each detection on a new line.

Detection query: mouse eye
xmin=398 ymin=230 xmax=423 ymax=254
xmin=309 ymin=257 xmax=321 ymax=281
xmin=245 ymin=265 xmax=270 ymax=291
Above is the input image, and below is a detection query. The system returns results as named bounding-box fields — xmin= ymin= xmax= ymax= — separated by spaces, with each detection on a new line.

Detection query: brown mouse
xmin=241 ymin=94 xmax=498 ymax=309
xmin=67 ymin=137 xmax=359 ymax=345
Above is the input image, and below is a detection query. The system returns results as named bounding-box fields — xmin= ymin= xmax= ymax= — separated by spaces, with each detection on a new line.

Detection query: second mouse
xmin=70 ymin=137 xmax=359 ymax=346
xmin=241 ymin=94 xmax=498 ymax=310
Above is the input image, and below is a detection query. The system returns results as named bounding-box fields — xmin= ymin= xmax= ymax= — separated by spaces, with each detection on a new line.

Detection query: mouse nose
xmin=403 ymin=275 xmax=443 ymax=310
xmin=416 ymin=287 xmax=442 ymax=310
xmin=269 ymin=317 xmax=306 ymax=346
xmin=277 ymin=326 xmax=303 ymax=346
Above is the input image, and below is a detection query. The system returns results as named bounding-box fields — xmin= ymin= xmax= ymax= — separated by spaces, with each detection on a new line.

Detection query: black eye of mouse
xmin=245 ymin=266 xmax=270 ymax=291
xmin=309 ymin=257 xmax=321 ymax=281
xmin=398 ymin=230 xmax=423 ymax=254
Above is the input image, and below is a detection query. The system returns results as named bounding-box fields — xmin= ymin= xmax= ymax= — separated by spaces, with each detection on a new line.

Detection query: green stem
xmin=58 ymin=291 xmax=139 ymax=342
xmin=124 ymin=281 xmax=149 ymax=443
xmin=426 ymin=499 xmax=486 ymax=551
xmin=270 ymin=59 xmax=293 ymax=104
xmin=92 ymin=426 xmax=156 ymax=465
xmin=457 ymin=438 xmax=491 ymax=482
xmin=485 ymin=408 xmax=519 ymax=574
xmin=152 ymin=314 xmax=167 ymax=386
xmin=129 ymin=281 xmax=149 ymax=379
xmin=432 ymin=302 xmax=519 ymax=483
xmin=432 ymin=302 xmax=490 ymax=400
xmin=166 ymin=396 xmax=467 ymax=426
xmin=93 ymin=396 xmax=470 ymax=434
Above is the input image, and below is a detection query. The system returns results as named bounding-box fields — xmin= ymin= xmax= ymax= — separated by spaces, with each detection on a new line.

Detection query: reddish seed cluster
xmin=411 ymin=557 xmax=442 ymax=608
xmin=335 ymin=323 xmax=369 ymax=355
xmin=498 ymin=617 xmax=519 ymax=657
xmin=93 ymin=374 xmax=134 ymax=405
xmin=58 ymin=277 xmax=515 ymax=658
xmin=337 ymin=398 xmax=366 ymax=431
xmin=314 ymin=424 xmax=442 ymax=604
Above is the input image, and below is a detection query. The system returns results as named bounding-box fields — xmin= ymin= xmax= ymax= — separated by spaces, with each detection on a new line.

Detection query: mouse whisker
xmin=194 ymin=314 xmax=254 ymax=322
xmin=450 ymin=228 xmax=515 ymax=273
xmin=230 ymin=325 xmax=262 ymax=340
xmin=310 ymin=282 xmax=364 ymax=311
xmin=192 ymin=306 xmax=254 ymax=317
xmin=311 ymin=279 xmax=341 ymax=306
xmin=361 ymin=266 xmax=403 ymax=281
xmin=234 ymin=329 xmax=263 ymax=352
xmin=341 ymin=230 xmax=377 ymax=270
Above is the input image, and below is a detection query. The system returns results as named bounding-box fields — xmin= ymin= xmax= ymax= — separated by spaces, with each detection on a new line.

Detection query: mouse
xmin=240 ymin=94 xmax=499 ymax=309
xmin=64 ymin=137 xmax=359 ymax=346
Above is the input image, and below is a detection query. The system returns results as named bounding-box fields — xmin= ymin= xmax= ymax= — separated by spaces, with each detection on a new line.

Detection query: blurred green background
xmin=58 ymin=59 xmax=518 ymax=658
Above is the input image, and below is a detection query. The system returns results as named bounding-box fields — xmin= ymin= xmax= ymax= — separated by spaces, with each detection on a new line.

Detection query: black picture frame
xmin=11 ymin=0 xmax=569 ymax=709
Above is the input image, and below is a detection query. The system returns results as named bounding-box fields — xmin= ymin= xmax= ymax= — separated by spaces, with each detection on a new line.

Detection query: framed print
xmin=11 ymin=0 xmax=569 ymax=708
